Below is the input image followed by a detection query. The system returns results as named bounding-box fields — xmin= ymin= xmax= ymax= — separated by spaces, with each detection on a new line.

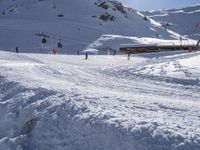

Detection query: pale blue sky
xmin=119 ymin=0 xmax=200 ymax=11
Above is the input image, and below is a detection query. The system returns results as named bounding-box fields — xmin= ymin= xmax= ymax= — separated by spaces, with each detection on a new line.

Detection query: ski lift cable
xmin=0 ymin=27 xmax=93 ymax=43
xmin=45 ymin=31 xmax=92 ymax=43
xmin=0 ymin=27 xmax=95 ymax=45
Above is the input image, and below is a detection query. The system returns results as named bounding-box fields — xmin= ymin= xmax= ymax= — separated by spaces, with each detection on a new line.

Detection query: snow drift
xmin=0 ymin=51 xmax=200 ymax=150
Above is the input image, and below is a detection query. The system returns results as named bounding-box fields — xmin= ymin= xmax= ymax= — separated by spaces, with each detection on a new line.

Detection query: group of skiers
xmin=14 ymin=45 xmax=90 ymax=59
xmin=14 ymin=46 xmax=133 ymax=60
xmin=15 ymin=43 xmax=134 ymax=60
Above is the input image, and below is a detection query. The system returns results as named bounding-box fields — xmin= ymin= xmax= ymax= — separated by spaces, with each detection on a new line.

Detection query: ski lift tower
xmin=196 ymin=38 xmax=200 ymax=51
xmin=106 ymin=40 xmax=110 ymax=55
xmin=180 ymin=35 xmax=183 ymax=50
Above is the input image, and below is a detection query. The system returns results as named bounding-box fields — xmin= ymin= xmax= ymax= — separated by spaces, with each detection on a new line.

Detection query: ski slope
xmin=0 ymin=51 xmax=200 ymax=150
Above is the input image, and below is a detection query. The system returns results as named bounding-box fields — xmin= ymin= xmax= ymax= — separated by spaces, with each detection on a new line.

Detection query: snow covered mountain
xmin=142 ymin=5 xmax=200 ymax=39
xmin=0 ymin=0 xmax=180 ymax=54
xmin=1 ymin=1 xmax=200 ymax=150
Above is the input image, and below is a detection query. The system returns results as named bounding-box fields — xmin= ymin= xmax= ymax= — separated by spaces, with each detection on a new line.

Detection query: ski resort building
xmin=119 ymin=43 xmax=198 ymax=53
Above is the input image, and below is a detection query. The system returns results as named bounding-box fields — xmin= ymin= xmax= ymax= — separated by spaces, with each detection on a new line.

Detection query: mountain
xmin=0 ymin=0 xmax=180 ymax=54
xmin=142 ymin=5 xmax=200 ymax=39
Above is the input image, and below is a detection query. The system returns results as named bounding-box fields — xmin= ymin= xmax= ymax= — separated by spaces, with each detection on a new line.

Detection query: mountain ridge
xmin=142 ymin=4 xmax=200 ymax=39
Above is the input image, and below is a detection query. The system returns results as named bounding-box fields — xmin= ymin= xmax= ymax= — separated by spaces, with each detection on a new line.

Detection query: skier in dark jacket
xmin=113 ymin=50 xmax=116 ymax=56
xmin=16 ymin=46 xmax=19 ymax=53
xmin=128 ymin=52 xmax=131 ymax=60
xmin=85 ymin=53 xmax=88 ymax=60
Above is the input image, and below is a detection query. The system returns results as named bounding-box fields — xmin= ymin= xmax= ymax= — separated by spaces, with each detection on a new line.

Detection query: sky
xmin=119 ymin=0 xmax=200 ymax=11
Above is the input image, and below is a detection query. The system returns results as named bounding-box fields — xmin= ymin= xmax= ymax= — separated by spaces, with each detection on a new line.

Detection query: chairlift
xmin=41 ymin=38 xmax=47 ymax=44
xmin=57 ymin=13 xmax=64 ymax=17
xmin=57 ymin=42 xmax=62 ymax=48
xmin=143 ymin=16 xmax=148 ymax=21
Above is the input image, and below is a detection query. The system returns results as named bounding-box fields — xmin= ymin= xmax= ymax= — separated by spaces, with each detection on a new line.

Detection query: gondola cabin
xmin=41 ymin=38 xmax=47 ymax=44
xmin=57 ymin=42 xmax=62 ymax=48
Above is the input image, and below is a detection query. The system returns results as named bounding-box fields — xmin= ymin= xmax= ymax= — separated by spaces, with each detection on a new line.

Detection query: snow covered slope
xmin=0 ymin=0 xmax=180 ymax=54
xmin=142 ymin=5 xmax=200 ymax=39
xmin=0 ymin=50 xmax=200 ymax=150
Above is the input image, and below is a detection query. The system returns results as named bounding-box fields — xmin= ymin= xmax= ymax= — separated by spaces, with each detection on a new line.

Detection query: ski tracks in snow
xmin=1 ymin=51 xmax=200 ymax=149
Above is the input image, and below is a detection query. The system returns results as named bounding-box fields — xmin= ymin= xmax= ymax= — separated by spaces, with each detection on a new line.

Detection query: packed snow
xmin=0 ymin=50 xmax=200 ymax=150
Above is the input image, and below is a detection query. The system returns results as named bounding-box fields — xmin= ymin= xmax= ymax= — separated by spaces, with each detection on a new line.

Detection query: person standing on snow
xmin=85 ymin=53 xmax=88 ymax=60
xmin=128 ymin=52 xmax=131 ymax=60
xmin=52 ymin=47 xmax=57 ymax=55
xmin=113 ymin=50 xmax=116 ymax=56
xmin=16 ymin=45 xmax=19 ymax=53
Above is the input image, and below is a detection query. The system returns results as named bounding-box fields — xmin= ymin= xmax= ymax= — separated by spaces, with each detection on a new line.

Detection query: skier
xmin=77 ymin=50 xmax=80 ymax=55
xmin=52 ymin=47 xmax=57 ymax=55
xmin=196 ymin=23 xmax=200 ymax=28
xmin=128 ymin=52 xmax=131 ymax=60
xmin=16 ymin=45 xmax=19 ymax=53
xmin=85 ymin=53 xmax=88 ymax=60
xmin=113 ymin=50 xmax=116 ymax=56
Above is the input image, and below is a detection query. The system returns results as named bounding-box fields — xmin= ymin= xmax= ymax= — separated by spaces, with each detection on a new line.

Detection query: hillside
xmin=0 ymin=0 xmax=180 ymax=54
xmin=142 ymin=5 xmax=200 ymax=39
